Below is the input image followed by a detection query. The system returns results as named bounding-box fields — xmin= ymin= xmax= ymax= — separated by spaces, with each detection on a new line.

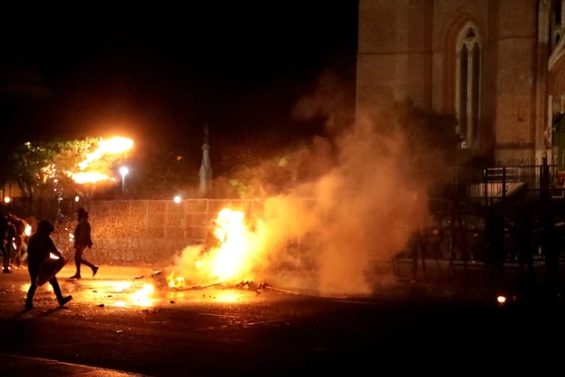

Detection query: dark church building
xmin=357 ymin=0 xmax=565 ymax=169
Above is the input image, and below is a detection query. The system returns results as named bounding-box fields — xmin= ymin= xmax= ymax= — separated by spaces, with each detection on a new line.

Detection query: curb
xmin=0 ymin=353 xmax=148 ymax=377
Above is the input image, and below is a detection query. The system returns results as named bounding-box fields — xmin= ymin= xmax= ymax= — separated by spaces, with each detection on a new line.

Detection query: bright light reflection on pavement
xmin=78 ymin=280 xmax=257 ymax=307
xmin=16 ymin=266 xmax=265 ymax=310
xmin=69 ymin=280 xmax=158 ymax=308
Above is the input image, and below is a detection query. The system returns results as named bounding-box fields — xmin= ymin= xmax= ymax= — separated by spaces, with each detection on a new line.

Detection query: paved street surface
xmin=1 ymin=264 xmax=564 ymax=376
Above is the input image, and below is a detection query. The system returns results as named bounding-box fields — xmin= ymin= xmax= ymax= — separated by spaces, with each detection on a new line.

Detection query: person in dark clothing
xmin=25 ymin=220 xmax=72 ymax=310
xmin=8 ymin=214 xmax=28 ymax=268
xmin=69 ymin=208 xmax=98 ymax=279
xmin=0 ymin=214 xmax=11 ymax=273
xmin=409 ymin=227 xmax=428 ymax=280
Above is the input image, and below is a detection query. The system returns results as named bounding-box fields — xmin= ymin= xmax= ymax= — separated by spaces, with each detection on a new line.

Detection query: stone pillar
xmin=199 ymin=125 xmax=213 ymax=197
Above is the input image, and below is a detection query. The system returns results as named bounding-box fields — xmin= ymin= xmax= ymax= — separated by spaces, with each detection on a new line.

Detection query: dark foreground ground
xmin=0 ymin=264 xmax=564 ymax=376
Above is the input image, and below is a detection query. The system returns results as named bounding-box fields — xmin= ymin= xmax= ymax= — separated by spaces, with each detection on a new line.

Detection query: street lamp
xmin=119 ymin=166 xmax=129 ymax=198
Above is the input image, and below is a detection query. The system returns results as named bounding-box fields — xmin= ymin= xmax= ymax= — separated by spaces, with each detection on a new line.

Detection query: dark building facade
xmin=357 ymin=0 xmax=565 ymax=167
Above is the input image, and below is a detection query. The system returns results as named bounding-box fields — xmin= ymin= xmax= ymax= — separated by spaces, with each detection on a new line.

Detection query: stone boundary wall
xmin=52 ymin=199 xmax=265 ymax=265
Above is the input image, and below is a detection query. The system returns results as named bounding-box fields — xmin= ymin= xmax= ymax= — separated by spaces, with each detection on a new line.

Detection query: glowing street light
xmin=119 ymin=166 xmax=129 ymax=197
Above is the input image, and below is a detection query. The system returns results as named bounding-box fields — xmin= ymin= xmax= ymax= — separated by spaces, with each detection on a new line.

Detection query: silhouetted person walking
xmin=409 ymin=228 xmax=427 ymax=280
xmin=25 ymin=220 xmax=72 ymax=310
xmin=8 ymin=213 xmax=28 ymax=268
xmin=69 ymin=208 xmax=98 ymax=279
xmin=0 ymin=213 xmax=11 ymax=273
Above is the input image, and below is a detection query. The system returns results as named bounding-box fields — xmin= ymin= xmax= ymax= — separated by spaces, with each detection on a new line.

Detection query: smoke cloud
xmin=169 ymin=72 xmax=453 ymax=296
xmin=256 ymin=116 xmax=436 ymax=294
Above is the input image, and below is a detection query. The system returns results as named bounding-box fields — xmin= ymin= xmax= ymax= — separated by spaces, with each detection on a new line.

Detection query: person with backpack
xmin=25 ymin=220 xmax=72 ymax=310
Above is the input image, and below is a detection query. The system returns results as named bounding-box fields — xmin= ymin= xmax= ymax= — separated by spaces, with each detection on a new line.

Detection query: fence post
xmin=164 ymin=200 xmax=168 ymax=239
xmin=541 ymin=154 xmax=550 ymax=201
xmin=144 ymin=200 xmax=149 ymax=231
xmin=483 ymin=168 xmax=489 ymax=206
xmin=502 ymin=166 xmax=506 ymax=198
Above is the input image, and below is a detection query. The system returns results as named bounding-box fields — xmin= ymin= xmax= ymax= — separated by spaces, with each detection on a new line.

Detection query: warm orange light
xmin=210 ymin=209 xmax=252 ymax=281
xmin=167 ymin=271 xmax=185 ymax=289
xmin=496 ymin=295 xmax=507 ymax=304
xmin=78 ymin=136 xmax=134 ymax=170
xmin=62 ymin=136 xmax=135 ymax=185
xmin=215 ymin=292 xmax=242 ymax=303
xmin=106 ymin=281 xmax=155 ymax=308
xmin=103 ymin=136 xmax=134 ymax=154
xmin=3 ymin=196 xmax=11 ymax=204
xmin=71 ymin=171 xmax=113 ymax=184
xmin=166 ymin=207 xmax=264 ymax=289
xmin=131 ymin=283 xmax=155 ymax=307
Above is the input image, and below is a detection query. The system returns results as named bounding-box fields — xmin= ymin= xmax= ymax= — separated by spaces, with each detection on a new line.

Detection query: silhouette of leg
xmin=49 ymin=277 xmax=72 ymax=306
xmin=70 ymin=248 xmax=83 ymax=278
xmin=81 ymin=258 xmax=98 ymax=276
xmin=25 ymin=284 xmax=37 ymax=309
xmin=1 ymin=244 xmax=11 ymax=272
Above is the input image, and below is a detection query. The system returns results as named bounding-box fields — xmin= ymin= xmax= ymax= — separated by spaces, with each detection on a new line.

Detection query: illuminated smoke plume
xmin=257 ymin=116 xmax=438 ymax=294
xmin=170 ymin=72 xmax=454 ymax=296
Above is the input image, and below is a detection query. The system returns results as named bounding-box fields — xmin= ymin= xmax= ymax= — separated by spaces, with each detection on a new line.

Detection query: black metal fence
xmin=457 ymin=162 xmax=559 ymax=204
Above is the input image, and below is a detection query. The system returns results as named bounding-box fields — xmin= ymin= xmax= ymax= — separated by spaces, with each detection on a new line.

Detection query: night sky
xmin=0 ymin=2 xmax=358 ymax=175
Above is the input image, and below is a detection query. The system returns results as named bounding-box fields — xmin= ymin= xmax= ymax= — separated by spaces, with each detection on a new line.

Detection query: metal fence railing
xmin=458 ymin=162 xmax=560 ymax=204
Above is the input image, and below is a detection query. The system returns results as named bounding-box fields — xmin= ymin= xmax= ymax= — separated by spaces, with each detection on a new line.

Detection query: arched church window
xmin=455 ymin=23 xmax=481 ymax=148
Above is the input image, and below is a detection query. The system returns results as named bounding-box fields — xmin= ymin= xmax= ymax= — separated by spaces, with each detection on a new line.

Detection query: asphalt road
xmin=1 ymin=266 xmax=564 ymax=376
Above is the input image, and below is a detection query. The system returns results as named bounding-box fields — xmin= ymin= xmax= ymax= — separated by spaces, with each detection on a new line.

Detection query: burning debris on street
xmin=159 ymin=208 xmax=270 ymax=291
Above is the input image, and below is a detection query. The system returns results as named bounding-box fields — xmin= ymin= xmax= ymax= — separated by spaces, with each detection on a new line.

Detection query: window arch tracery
xmin=455 ymin=22 xmax=482 ymax=148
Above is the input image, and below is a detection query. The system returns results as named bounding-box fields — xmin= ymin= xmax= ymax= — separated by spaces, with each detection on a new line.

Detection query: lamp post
xmin=119 ymin=166 xmax=129 ymax=198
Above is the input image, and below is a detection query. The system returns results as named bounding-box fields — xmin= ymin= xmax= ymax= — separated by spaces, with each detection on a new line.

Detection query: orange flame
xmin=210 ymin=208 xmax=253 ymax=281
xmin=167 ymin=271 xmax=185 ymax=289
xmin=167 ymin=207 xmax=263 ymax=288
xmin=78 ymin=136 xmax=134 ymax=170
xmin=69 ymin=136 xmax=134 ymax=185
xmin=70 ymin=171 xmax=114 ymax=184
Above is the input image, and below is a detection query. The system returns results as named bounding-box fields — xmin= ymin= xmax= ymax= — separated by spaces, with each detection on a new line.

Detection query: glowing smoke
xmin=256 ymin=114 xmax=439 ymax=294
xmin=170 ymin=72 xmax=454 ymax=296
